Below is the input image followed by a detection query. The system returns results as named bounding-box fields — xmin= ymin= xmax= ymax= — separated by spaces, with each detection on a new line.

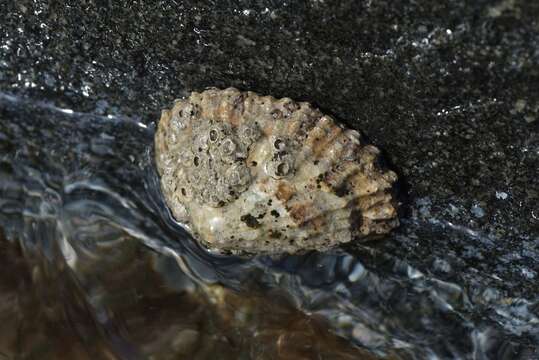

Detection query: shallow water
xmin=0 ymin=92 xmax=537 ymax=359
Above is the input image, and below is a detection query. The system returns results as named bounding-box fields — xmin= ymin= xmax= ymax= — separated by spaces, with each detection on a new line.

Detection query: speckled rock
xmin=0 ymin=0 xmax=537 ymax=303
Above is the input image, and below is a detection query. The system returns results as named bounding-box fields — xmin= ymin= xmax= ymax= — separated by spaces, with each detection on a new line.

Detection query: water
xmin=0 ymin=92 xmax=537 ymax=359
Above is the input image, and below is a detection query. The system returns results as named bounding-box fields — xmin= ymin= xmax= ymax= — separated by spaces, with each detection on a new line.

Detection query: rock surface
xmin=0 ymin=1 xmax=537 ymax=296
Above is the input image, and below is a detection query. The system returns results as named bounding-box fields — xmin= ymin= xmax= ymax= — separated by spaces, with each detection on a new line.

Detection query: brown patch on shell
xmin=288 ymin=202 xmax=313 ymax=225
xmin=275 ymin=182 xmax=295 ymax=202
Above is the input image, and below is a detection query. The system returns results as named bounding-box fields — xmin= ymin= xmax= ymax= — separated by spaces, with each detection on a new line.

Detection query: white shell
xmin=155 ymin=88 xmax=398 ymax=254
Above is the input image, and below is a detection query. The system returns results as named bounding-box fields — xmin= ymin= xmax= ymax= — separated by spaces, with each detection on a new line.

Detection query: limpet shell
xmin=155 ymin=87 xmax=399 ymax=254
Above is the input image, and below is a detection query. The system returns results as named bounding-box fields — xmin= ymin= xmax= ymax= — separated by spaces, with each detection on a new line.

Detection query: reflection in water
xmin=0 ymin=92 xmax=537 ymax=359
xmin=0 ymin=230 xmax=375 ymax=359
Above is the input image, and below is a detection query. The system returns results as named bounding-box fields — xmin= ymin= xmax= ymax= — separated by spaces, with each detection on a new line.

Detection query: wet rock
xmin=0 ymin=0 xmax=538 ymax=354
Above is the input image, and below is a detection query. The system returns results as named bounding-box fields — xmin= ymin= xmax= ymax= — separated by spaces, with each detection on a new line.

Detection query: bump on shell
xmin=155 ymin=87 xmax=399 ymax=254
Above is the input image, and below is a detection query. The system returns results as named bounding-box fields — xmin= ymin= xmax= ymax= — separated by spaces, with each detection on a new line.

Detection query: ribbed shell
xmin=155 ymin=87 xmax=398 ymax=254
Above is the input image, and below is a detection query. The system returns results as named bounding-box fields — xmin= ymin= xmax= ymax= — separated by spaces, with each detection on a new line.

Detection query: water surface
xmin=0 ymin=92 xmax=537 ymax=359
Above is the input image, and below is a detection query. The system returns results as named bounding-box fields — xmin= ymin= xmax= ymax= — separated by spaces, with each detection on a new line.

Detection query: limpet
xmin=155 ymin=87 xmax=399 ymax=254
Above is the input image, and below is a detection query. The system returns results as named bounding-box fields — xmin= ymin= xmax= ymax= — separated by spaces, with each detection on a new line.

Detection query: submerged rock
xmin=155 ymin=88 xmax=399 ymax=254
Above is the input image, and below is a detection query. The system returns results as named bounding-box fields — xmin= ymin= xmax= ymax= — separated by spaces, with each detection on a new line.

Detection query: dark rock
xmin=0 ymin=0 xmax=537 ymax=303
